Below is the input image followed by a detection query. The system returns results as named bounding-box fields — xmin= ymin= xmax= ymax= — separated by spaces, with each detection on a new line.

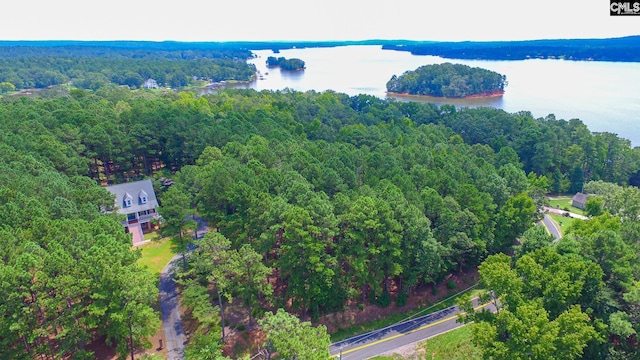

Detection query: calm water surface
xmin=229 ymin=46 xmax=640 ymax=146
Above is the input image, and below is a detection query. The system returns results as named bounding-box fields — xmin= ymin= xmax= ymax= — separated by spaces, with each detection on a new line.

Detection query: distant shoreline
xmin=386 ymin=90 xmax=504 ymax=100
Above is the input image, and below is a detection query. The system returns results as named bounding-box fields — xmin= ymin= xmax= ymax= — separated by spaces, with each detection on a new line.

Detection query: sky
xmin=2 ymin=0 xmax=638 ymax=42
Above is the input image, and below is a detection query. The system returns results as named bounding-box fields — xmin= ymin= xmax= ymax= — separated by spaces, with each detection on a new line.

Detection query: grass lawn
xmin=548 ymin=196 xmax=585 ymax=216
xmin=144 ymin=231 xmax=160 ymax=241
xmin=420 ymin=325 xmax=481 ymax=360
xmin=330 ymin=287 xmax=482 ymax=342
xmin=135 ymin=236 xmax=179 ymax=275
xmin=369 ymin=325 xmax=481 ymax=360
xmin=548 ymin=213 xmax=578 ymax=235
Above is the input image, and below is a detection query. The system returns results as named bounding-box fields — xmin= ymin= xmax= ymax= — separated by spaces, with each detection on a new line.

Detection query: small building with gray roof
xmin=571 ymin=192 xmax=589 ymax=209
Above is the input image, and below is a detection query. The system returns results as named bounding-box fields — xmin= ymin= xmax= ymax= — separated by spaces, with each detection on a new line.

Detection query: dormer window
xmin=139 ymin=190 xmax=148 ymax=205
xmin=123 ymin=192 xmax=133 ymax=208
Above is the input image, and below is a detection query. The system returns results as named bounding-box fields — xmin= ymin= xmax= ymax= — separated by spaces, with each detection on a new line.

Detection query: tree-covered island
xmin=386 ymin=62 xmax=507 ymax=98
xmin=266 ymin=56 xmax=306 ymax=70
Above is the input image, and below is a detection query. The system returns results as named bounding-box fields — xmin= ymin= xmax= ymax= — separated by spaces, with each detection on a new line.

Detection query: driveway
xmin=543 ymin=206 xmax=588 ymax=220
xmin=159 ymin=214 xmax=209 ymax=360
xmin=159 ymin=257 xmax=186 ymax=360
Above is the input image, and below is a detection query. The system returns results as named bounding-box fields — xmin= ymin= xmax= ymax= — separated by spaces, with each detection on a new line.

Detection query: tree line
xmin=0 ymin=45 xmax=255 ymax=90
xmin=0 ymin=41 xmax=253 ymax=60
xmin=0 ymin=56 xmax=256 ymax=90
xmin=382 ymin=35 xmax=640 ymax=62
xmin=1 ymin=88 xmax=636 ymax=189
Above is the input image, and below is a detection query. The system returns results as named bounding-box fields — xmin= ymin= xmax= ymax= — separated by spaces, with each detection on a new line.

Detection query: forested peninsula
xmin=386 ymin=63 xmax=506 ymax=98
xmin=0 ymin=43 xmax=255 ymax=90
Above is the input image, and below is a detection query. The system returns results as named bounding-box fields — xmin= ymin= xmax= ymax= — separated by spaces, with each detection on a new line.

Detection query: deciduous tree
xmin=259 ymin=308 xmax=330 ymax=360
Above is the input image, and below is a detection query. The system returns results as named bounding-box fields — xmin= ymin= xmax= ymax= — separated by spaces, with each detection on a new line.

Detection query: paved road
xmin=159 ymin=215 xmax=209 ymax=360
xmin=540 ymin=206 xmax=588 ymax=242
xmin=541 ymin=214 xmax=562 ymax=242
xmin=329 ymin=298 xmax=494 ymax=360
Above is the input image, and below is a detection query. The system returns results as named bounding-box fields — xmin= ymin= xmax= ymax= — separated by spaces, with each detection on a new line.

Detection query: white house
xmin=143 ymin=78 xmax=159 ymax=89
xmin=105 ymin=179 xmax=160 ymax=245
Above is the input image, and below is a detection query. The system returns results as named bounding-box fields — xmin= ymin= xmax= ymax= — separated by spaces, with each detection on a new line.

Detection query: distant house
xmin=143 ymin=78 xmax=159 ymax=89
xmin=105 ymin=179 xmax=160 ymax=245
xmin=571 ymin=192 xmax=588 ymax=209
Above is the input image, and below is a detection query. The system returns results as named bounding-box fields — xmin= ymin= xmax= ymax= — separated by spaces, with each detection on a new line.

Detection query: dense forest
xmin=0 ymin=94 xmax=160 ymax=357
xmin=459 ymin=180 xmax=640 ymax=359
xmin=1 ymin=85 xmax=640 ymax=358
xmin=386 ymin=63 xmax=507 ymax=98
xmin=266 ymin=56 xmax=306 ymax=71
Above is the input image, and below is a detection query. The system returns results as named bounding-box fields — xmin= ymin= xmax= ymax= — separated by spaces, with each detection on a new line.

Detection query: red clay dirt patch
xmin=85 ymin=325 xmax=166 ymax=359
xmin=318 ymin=268 xmax=479 ymax=334
xmin=220 ymin=268 xmax=479 ymax=358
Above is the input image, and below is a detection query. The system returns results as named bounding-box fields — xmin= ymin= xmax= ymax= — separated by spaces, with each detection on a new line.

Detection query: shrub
xmin=446 ymin=279 xmax=456 ymax=290
xmin=396 ymin=291 xmax=407 ymax=307
xmin=377 ymin=290 xmax=391 ymax=307
xmin=251 ymin=307 xmax=266 ymax=321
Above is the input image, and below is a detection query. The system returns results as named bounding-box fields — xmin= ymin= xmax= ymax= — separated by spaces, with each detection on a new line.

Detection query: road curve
xmin=329 ymin=299 xmax=494 ymax=360
xmin=541 ymin=214 xmax=562 ymax=242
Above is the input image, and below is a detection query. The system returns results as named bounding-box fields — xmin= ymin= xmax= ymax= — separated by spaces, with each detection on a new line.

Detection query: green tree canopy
xmin=259 ymin=308 xmax=331 ymax=360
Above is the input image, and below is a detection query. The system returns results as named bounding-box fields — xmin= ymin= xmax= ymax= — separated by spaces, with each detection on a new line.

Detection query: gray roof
xmin=105 ymin=179 xmax=159 ymax=215
xmin=572 ymin=192 xmax=588 ymax=204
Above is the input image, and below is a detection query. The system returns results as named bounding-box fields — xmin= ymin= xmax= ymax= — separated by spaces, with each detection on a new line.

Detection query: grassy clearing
xmin=548 ymin=196 xmax=585 ymax=216
xmin=329 ymin=287 xmax=481 ymax=342
xmin=135 ymin=236 xmax=179 ymax=275
xmin=420 ymin=325 xmax=481 ymax=360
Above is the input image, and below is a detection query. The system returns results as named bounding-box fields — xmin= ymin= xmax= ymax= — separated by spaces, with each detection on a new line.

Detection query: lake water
xmin=228 ymin=46 xmax=640 ymax=146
